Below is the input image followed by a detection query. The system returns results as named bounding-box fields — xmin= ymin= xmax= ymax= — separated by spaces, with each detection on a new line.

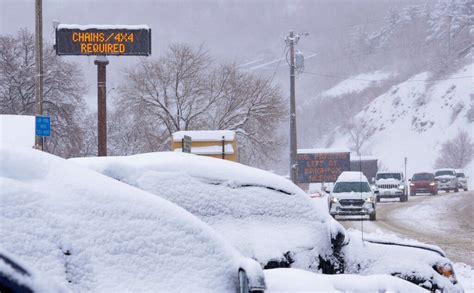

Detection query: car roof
xmin=336 ymin=171 xmax=369 ymax=183
xmin=70 ymin=152 xmax=335 ymax=268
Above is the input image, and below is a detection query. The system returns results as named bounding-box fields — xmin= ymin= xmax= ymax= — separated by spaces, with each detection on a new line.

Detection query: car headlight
xmin=330 ymin=197 xmax=339 ymax=203
xmin=435 ymin=263 xmax=457 ymax=283
xmin=410 ymin=183 xmax=415 ymax=186
xmin=398 ymin=185 xmax=405 ymax=189
xmin=365 ymin=196 xmax=375 ymax=203
xmin=430 ymin=182 xmax=435 ymax=186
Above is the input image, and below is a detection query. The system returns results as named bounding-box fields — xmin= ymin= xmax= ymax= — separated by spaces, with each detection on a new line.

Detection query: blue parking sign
xmin=35 ymin=115 xmax=51 ymax=137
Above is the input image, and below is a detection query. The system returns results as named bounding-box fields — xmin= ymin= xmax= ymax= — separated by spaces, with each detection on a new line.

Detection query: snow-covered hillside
xmin=329 ymin=63 xmax=473 ymax=185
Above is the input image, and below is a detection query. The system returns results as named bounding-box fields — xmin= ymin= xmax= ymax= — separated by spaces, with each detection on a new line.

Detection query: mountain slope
xmin=328 ymin=63 xmax=473 ymax=183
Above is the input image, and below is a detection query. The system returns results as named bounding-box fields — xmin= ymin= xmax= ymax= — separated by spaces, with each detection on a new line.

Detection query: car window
xmin=412 ymin=174 xmax=434 ymax=181
xmin=435 ymin=170 xmax=454 ymax=176
xmin=333 ymin=182 xmax=371 ymax=193
xmin=456 ymin=173 xmax=465 ymax=178
xmin=376 ymin=173 xmax=401 ymax=180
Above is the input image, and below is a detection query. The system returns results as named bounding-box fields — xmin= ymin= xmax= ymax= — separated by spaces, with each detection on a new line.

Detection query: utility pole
xmin=287 ymin=31 xmax=298 ymax=184
xmin=34 ymin=0 xmax=44 ymax=150
xmin=95 ymin=56 xmax=109 ymax=156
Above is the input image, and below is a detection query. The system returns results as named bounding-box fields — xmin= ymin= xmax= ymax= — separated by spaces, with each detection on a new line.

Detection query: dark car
xmin=410 ymin=172 xmax=438 ymax=195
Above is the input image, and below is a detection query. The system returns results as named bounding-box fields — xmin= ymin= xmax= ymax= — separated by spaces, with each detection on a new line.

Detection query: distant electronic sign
xmin=297 ymin=152 xmax=350 ymax=183
xmin=55 ymin=25 xmax=151 ymax=56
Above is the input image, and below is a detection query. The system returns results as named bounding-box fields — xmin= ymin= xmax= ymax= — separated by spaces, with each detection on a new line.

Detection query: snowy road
xmin=339 ymin=191 xmax=474 ymax=266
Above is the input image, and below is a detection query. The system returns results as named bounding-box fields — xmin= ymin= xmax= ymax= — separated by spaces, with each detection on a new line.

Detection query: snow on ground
xmin=330 ymin=63 xmax=474 ymax=186
xmin=321 ymin=71 xmax=391 ymax=97
xmin=454 ymin=263 xmax=474 ymax=292
xmin=0 ymin=115 xmax=35 ymax=148
xmin=264 ymin=268 xmax=426 ymax=292
xmin=0 ymin=146 xmax=261 ymax=292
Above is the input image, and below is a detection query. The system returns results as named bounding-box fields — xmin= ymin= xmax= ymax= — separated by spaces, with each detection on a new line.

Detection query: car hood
xmin=435 ymin=175 xmax=456 ymax=179
xmin=376 ymin=178 xmax=401 ymax=185
xmin=331 ymin=191 xmax=373 ymax=199
xmin=411 ymin=180 xmax=435 ymax=185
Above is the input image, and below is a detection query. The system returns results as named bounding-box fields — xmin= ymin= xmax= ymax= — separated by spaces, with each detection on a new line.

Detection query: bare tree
xmin=343 ymin=117 xmax=376 ymax=156
xmin=0 ymin=29 xmax=87 ymax=157
xmin=435 ymin=130 xmax=474 ymax=169
xmin=112 ymin=44 xmax=286 ymax=165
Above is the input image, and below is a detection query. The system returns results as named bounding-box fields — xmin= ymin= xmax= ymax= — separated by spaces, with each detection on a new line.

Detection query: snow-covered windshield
xmin=435 ymin=170 xmax=455 ymax=177
xmin=376 ymin=173 xmax=401 ymax=180
xmin=412 ymin=173 xmax=434 ymax=181
xmin=333 ymin=182 xmax=371 ymax=193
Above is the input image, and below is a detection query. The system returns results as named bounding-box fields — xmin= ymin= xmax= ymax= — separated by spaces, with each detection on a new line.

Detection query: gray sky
xmin=0 ymin=0 xmax=407 ymax=109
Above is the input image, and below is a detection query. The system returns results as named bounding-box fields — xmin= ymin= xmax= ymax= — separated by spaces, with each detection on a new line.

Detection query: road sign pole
xmin=34 ymin=0 xmax=44 ymax=150
xmin=95 ymin=56 xmax=109 ymax=157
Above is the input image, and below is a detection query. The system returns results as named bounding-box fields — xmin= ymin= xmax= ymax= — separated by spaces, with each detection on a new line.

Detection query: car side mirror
xmin=434 ymin=178 xmax=439 ymax=182
xmin=374 ymin=190 xmax=379 ymax=194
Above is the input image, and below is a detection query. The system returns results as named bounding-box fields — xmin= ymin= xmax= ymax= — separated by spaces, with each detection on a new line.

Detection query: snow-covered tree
xmin=435 ymin=130 xmax=474 ymax=169
xmin=0 ymin=29 xmax=87 ymax=157
xmin=111 ymin=44 xmax=286 ymax=165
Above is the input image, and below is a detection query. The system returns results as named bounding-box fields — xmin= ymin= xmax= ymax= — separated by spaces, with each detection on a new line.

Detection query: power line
xmin=301 ymin=71 xmax=474 ymax=83
xmin=269 ymin=45 xmax=288 ymax=81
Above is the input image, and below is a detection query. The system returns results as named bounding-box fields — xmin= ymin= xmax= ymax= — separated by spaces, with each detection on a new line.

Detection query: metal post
xmin=95 ymin=56 xmax=109 ymax=156
xmin=289 ymin=31 xmax=298 ymax=184
xmin=222 ymin=136 xmax=225 ymax=160
xmin=34 ymin=0 xmax=44 ymax=150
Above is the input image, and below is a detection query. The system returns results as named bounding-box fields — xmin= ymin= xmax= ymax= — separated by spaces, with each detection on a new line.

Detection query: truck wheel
xmin=369 ymin=213 xmax=376 ymax=221
xmin=410 ymin=191 xmax=415 ymax=196
xmin=400 ymin=195 xmax=408 ymax=202
xmin=454 ymin=188 xmax=459 ymax=193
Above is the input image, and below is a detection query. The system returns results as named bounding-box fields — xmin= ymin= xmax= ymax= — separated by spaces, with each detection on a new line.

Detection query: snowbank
xmin=0 ymin=115 xmax=35 ymax=148
xmin=0 ymin=147 xmax=255 ymax=292
xmin=264 ymin=268 xmax=426 ymax=292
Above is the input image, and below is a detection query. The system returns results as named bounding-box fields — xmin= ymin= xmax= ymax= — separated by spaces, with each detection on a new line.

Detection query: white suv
xmin=375 ymin=171 xmax=408 ymax=202
xmin=455 ymin=170 xmax=469 ymax=191
xmin=435 ymin=169 xmax=459 ymax=193
xmin=328 ymin=171 xmax=377 ymax=221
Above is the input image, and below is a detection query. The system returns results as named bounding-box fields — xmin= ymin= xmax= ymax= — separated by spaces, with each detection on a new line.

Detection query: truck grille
xmin=378 ymin=184 xmax=398 ymax=189
xmin=339 ymin=199 xmax=365 ymax=206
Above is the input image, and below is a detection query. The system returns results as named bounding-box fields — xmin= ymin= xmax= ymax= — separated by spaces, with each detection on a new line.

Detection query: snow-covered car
xmin=410 ymin=172 xmax=438 ymax=196
xmin=455 ymin=170 xmax=468 ymax=191
xmin=0 ymin=249 xmax=64 ymax=293
xmin=375 ymin=171 xmax=408 ymax=202
xmin=0 ymin=147 xmax=265 ymax=292
xmin=328 ymin=171 xmax=377 ymax=221
xmin=264 ymin=268 xmax=426 ymax=292
xmin=435 ymin=169 xmax=459 ymax=193
xmin=71 ymin=152 xmax=463 ymax=292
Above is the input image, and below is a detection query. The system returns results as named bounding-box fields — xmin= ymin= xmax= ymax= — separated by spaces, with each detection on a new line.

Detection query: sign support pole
xmin=95 ymin=56 xmax=109 ymax=156
xmin=35 ymin=0 xmax=44 ymax=150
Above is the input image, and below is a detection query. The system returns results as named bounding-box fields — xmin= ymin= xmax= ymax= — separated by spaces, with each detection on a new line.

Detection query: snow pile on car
xmin=70 ymin=152 xmax=337 ymax=269
xmin=0 ymin=146 xmax=250 ymax=292
xmin=264 ymin=268 xmax=426 ymax=292
xmin=343 ymin=230 xmax=457 ymax=291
